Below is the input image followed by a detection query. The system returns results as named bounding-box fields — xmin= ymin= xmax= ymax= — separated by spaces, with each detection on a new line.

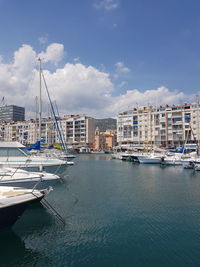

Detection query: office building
xmin=0 ymin=105 xmax=25 ymax=122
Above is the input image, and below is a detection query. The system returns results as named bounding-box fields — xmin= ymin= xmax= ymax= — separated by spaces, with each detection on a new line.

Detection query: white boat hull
xmin=0 ymin=186 xmax=46 ymax=230
xmin=0 ymin=168 xmax=61 ymax=189
xmin=162 ymin=159 xmax=182 ymax=165
xmin=138 ymin=157 xmax=161 ymax=164
xmin=0 ymin=177 xmax=58 ymax=190
xmin=0 ymin=160 xmax=68 ymax=175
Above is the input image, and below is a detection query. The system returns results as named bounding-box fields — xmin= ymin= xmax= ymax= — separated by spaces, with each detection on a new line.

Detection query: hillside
xmin=94 ymin=118 xmax=117 ymax=132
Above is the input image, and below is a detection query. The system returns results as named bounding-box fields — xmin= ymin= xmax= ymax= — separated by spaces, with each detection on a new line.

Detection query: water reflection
xmin=0 ymin=230 xmax=51 ymax=266
xmin=14 ymin=203 xmax=56 ymax=233
xmin=1 ymin=154 xmax=200 ymax=267
xmin=81 ymin=153 xmax=112 ymax=161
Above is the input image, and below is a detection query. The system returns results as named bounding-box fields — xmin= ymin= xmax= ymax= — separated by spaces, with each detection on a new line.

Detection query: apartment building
xmin=0 ymin=115 xmax=95 ymax=148
xmin=59 ymin=115 xmax=95 ymax=147
xmin=117 ymin=103 xmax=200 ymax=148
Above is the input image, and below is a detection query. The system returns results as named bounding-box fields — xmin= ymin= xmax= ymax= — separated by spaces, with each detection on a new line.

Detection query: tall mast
xmin=38 ymin=58 xmax=42 ymax=141
xmin=35 ymin=96 xmax=38 ymax=142
xmin=196 ymin=95 xmax=200 ymax=155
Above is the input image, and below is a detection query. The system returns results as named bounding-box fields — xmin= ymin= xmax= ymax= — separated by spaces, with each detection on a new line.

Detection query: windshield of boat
xmin=0 ymin=147 xmax=31 ymax=157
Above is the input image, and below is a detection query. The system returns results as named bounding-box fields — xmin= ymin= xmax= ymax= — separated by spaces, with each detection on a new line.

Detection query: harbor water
xmin=1 ymin=154 xmax=200 ymax=266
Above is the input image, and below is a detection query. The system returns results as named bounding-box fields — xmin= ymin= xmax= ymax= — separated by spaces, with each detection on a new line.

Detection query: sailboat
xmin=35 ymin=59 xmax=74 ymax=166
xmin=0 ymin=60 xmax=72 ymax=174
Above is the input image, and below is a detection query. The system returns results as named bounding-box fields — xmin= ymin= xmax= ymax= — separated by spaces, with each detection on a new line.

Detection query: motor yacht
xmin=0 ymin=186 xmax=50 ymax=230
xmin=0 ymin=167 xmax=60 ymax=189
xmin=138 ymin=154 xmax=163 ymax=164
xmin=0 ymin=142 xmax=69 ymax=174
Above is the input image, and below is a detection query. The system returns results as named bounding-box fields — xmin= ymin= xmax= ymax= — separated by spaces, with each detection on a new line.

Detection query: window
xmin=0 ymin=148 xmax=29 ymax=157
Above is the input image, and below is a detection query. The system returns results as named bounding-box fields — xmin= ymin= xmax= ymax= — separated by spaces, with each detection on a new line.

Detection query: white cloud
xmin=94 ymin=0 xmax=119 ymax=10
xmin=115 ymin=61 xmax=130 ymax=74
xmin=13 ymin=44 xmax=36 ymax=79
xmin=0 ymin=55 xmax=3 ymax=63
xmin=0 ymin=43 xmax=197 ymax=119
xmin=38 ymin=43 xmax=64 ymax=65
xmin=41 ymin=63 xmax=114 ymax=117
xmin=119 ymin=81 xmax=127 ymax=88
xmin=73 ymin=57 xmax=80 ymax=62
xmin=108 ymin=87 xmax=193 ymax=115
xmin=38 ymin=35 xmax=48 ymax=45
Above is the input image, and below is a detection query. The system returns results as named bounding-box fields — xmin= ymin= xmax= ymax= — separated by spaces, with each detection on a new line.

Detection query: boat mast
xmin=35 ymin=96 xmax=38 ymax=142
xmin=38 ymin=58 xmax=42 ymax=142
xmin=41 ymin=69 xmax=67 ymax=153
xmin=197 ymin=95 xmax=200 ymax=156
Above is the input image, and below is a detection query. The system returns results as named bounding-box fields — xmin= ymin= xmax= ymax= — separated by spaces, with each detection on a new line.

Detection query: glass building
xmin=0 ymin=105 xmax=25 ymax=122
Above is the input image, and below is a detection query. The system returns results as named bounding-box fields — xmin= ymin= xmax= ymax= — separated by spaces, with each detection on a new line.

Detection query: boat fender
xmin=39 ymin=165 xmax=43 ymax=171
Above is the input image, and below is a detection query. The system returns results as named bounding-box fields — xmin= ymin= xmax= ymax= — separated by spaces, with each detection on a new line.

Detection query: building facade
xmin=0 ymin=105 xmax=25 ymax=122
xmin=94 ymin=128 xmax=117 ymax=151
xmin=117 ymin=103 xmax=200 ymax=148
xmin=0 ymin=115 xmax=95 ymax=148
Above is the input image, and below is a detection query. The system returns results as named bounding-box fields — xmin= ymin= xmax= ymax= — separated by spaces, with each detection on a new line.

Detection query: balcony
xmin=160 ymin=117 xmax=166 ymax=122
xmin=172 ymin=120 xmax=183 ymax=125
xmin=173 ymin=130 xmax=183 ymax=135
xmin=172 ymin=113 xmax=182 ymax=118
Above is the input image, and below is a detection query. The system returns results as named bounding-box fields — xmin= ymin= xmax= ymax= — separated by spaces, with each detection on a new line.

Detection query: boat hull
xmin=162 ymin=160 xmax=182 ymax=166
xmin=0 ymin=178 xmax=58 ymax=190
xmin=23 ymin=164 xmax=68 ymax=175
xmin=138 ymin=157 xmax=161 ymax=164
xmin=0 ymin=195 xmax=43 ymax=230
xmin=0 ymin=162 xmax=68 ymax=175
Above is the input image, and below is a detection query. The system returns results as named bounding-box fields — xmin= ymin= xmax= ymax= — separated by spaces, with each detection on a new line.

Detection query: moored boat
xmin=182 ymin=161 xmax=195 ymax=169
xmin=138 ymin=152 xmax=163 ymax=164
xmin=0 ymin=168 xmax=60 ymax=189
xmin=0 ymin=142 xmax=69 ymax=174
xmin=0 ymin=186 xmax=50 ymax=230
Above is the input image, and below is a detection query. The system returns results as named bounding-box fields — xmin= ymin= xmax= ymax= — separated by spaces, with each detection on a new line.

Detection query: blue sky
xmin=0 ymin=0 xmax=200 ymax=118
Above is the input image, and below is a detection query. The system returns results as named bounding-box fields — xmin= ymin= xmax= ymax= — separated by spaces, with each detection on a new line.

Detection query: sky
xmin=0 ymin=0 xmax=200 ymax=118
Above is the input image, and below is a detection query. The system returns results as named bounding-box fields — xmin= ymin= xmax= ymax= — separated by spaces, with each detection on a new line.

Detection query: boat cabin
xmin=0 ymin=142 xmax=30 ymax=157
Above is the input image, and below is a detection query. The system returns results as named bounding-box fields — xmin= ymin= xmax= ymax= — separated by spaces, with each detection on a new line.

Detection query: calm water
xmin=1 ymin=154 xmax=200 ymax=267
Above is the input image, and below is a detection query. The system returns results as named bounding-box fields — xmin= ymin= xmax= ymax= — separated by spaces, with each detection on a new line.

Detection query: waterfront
xmin=1 ymin=154 xmax=200 ymax=266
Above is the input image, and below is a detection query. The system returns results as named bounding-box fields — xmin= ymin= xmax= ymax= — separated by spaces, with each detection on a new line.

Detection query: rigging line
xmin=54 ymin=100 xmax=67 ymax=152
xmin=31 ymin=176 xmax=43 ymax=192
xmin=41 ymin=69 xmax=67 ymax=154
xmin=2 ymin=157 xmax=32 ymax=181
xmin=41 ymin=198 xmax=66 ymax=225
xmin=31 ymin=188 xmax=66 ymax=226
xmin=62 ymin=182 xmax=79 ymax=209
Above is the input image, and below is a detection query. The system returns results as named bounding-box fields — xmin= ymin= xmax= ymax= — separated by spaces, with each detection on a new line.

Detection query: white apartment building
xmin=0 ymin=115 xmax=95 ymax=148
xmin=59 ymin=115 xmax=95 ymax=146
xmin=117 ymin=103 xmax=200 ymax=148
